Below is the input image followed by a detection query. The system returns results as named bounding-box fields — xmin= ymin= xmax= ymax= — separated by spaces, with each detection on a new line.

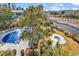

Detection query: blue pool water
xmin=2 ymin=31 xmax=18 ymax=43
xmin=54 ymin=36 xmax=60 ymax=40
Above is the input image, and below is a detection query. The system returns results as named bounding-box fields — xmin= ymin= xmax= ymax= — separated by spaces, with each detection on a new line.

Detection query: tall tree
xmin=18 ymin=5 xmax=53 ymax=55
xmin=0 ymin=8 xmax=13 ymax=30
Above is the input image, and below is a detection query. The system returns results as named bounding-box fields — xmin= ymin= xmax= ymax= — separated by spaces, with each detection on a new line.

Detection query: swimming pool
xmin=2 ymin=31 xmax=19 ymax=43
xmin=54 ymin=36 xmax=60 ymax=41
xmin=51 ymin=34 xmax=66 ymax=46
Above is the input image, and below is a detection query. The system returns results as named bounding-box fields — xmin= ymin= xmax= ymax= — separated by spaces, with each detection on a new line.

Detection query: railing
xmin=11 ymin=10 xmax=23 ymax=13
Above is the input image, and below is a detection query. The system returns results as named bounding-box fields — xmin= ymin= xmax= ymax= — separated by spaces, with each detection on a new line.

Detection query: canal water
xmin=53 ymin=21 xmax=79 ymax=35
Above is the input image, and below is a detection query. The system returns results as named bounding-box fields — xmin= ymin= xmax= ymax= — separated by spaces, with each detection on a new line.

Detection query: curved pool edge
xmin=0 ymin=29 xmax=22 ymax=44
xmin=50 ymin=34 xmax=66 ymax=47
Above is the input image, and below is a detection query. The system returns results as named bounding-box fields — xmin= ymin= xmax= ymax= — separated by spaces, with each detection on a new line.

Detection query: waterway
xmin=53 ymin=21 xmax=79 ymax=35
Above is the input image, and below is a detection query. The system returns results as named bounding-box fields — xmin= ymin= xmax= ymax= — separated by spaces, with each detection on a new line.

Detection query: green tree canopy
xmin=0 ymin=8 xmax=13 ymax=29
xmin=18 ymin=5 xmax=53 ymax=56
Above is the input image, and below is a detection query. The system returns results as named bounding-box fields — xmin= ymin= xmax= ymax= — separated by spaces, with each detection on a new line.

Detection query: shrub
xmin=21 ymin=49 xmax=24 ymax=56
xmin=28 ymin=51 xmax=39 ymax=56
xmin=40 ymin=40 xmax=72 ymax=56
xmin=4 ymin=50 xmax=11 ymax=56
xmin=11 ymin=49 xmax=16 ymax=56
xmin=0 ymin=49 xmax=17 ymax=56
xmin=63 ymin=30 xmax=77 ymax=41
xmin=63 ymin=30 xmax=72 ymax=38
xmin=47 ymin=39 xmax=52 ymax=45
xmin=0 ymin=50 xmax=11 ymax=56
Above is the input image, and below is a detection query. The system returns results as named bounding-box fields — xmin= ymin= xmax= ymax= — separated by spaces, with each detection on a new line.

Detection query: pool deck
xmin=0 ymin=40 xmax=30 ymax=56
